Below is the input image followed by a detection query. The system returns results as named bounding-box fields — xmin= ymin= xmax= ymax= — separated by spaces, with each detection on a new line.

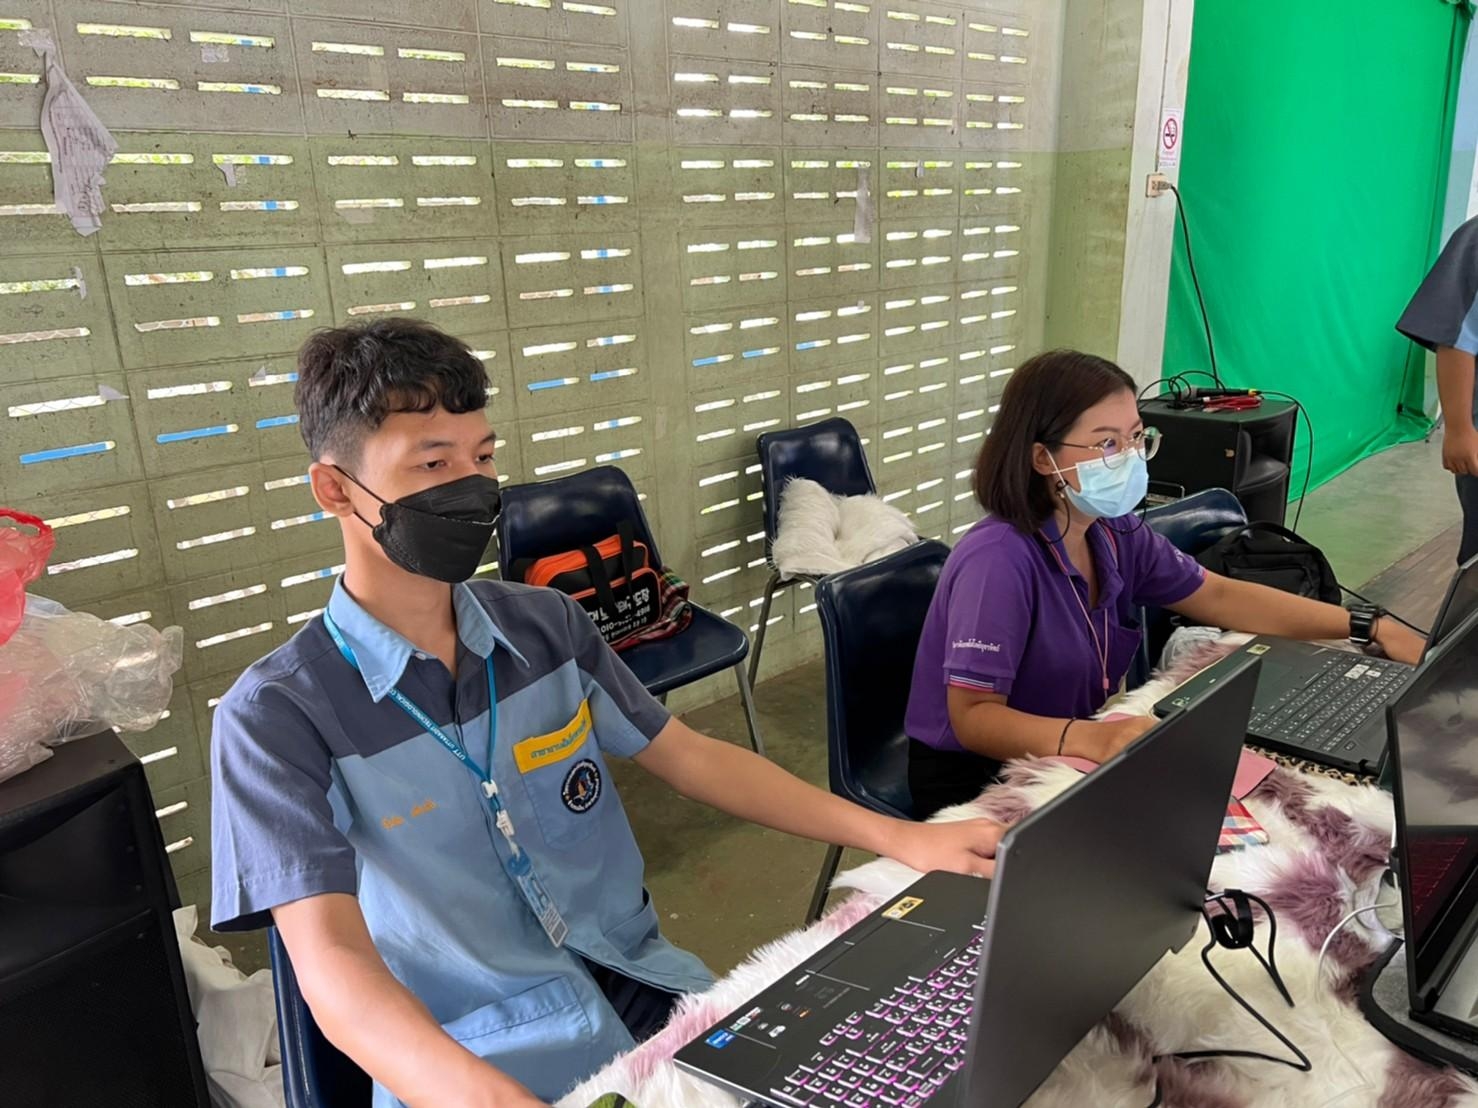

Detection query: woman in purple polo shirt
xmin=904 ymin=349 xmax=1424 ymax=818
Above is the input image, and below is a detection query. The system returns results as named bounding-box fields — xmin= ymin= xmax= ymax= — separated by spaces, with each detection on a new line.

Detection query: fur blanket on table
xmin=562 ymin=638 xmax=1478 ymax=1108
xmin=770 ymin=478 xmax=918 ymax=579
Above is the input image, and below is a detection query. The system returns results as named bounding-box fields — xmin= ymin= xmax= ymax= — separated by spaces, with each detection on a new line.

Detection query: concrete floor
xmin=1293 ymin=436 xmax=1462 ymax=587
xmin=612 ymin=660 xmax=847 ymax=974
xmin=208 ymin=436 xmax=1461 ymax=977
xmin=622 ymin=435 xmax=1464 ymax=977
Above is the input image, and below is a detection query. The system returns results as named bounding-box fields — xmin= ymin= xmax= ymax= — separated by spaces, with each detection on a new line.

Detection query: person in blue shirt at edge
xmin=209 ymin=318 xmax=1006 ymax=1108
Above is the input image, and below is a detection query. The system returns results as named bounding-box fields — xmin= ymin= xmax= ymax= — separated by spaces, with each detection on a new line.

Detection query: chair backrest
xmin=1140 ymin=487 xmax=1249 ymax=666
xmin=269 ymin=928 xmax=371 ymax=1108
xmin=756 ymin=417 xmax=877 ymax=546
xmin=496 ymin=465 xmax=662 ymax=577
xmin=814 ymin=540 xmax=950 ymax=821
xmin=1143 ymin=487 xmax=1247 ymax=555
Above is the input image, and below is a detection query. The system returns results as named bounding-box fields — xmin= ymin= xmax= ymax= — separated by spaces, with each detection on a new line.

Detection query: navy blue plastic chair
xmin=1138 ymin=488 xmax=1248 ymax=677
xmin=750 ymin=418 xmax=878 ymax=684
xmin=497 ymin=465 xmax=765 ymax=756
xmin=806 ymin=540 xmax=946 ymax=922
xmin=270 ymin=928 xmax=371 ymax=1108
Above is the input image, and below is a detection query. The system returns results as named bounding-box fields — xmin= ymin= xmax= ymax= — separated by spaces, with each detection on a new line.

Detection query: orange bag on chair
xmin=512 ymin=522 xmax=692 ymax=652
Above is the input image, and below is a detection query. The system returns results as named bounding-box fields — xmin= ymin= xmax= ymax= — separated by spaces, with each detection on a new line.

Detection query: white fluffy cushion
xmin=771 ymin=478 xmax=918 ymax=578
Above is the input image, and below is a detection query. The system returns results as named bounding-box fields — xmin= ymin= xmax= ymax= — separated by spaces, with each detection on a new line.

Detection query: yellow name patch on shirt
xmin=514 ymin=700 xmax=593 ymax=774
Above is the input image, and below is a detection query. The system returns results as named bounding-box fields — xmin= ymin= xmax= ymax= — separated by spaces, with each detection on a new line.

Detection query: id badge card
xmin=507 ymin=844 xmax=570 ymax=948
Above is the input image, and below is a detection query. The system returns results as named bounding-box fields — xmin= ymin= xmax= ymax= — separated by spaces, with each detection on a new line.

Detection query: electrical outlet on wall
xmin=1146 ymin=173 xmax=1172 ymax=198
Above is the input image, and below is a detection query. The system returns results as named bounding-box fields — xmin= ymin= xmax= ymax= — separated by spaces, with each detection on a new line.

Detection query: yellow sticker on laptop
xmin=514 ymin=701 xmax=592 ymax=773
xmin=1247 ymin=644 xmax=1271 ymax=656
xmin=883 ymin=896 xmax=924 ymax=920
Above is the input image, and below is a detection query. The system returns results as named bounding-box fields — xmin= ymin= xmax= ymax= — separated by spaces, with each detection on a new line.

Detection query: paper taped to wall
xmin=29 ymin=37 xmax=118 ymax=238
xmin=17 ymin=27 xmax=54 ymax=53
xmin=853 ymin=164 xmax=873 ymax=245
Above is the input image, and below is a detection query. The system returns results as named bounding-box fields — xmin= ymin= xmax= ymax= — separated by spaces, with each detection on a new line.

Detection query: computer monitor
xmin=1389 ymin=606 xmax=1478 ymax=1012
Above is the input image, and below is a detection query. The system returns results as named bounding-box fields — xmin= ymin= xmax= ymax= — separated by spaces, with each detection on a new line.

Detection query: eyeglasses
xmin=1055 ymin=426 xmax=1162 ymax=470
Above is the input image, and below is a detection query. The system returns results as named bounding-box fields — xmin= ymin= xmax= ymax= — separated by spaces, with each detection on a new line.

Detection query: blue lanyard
xmin=320 ymin=608 xmax=515 ymax=834
xmin=320 ymin=605 xmax=569 ymax=946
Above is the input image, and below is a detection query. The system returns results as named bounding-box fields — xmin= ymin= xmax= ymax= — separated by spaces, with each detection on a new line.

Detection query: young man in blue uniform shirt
xmin=209 ymin=318 xmax=1004 ymax=1108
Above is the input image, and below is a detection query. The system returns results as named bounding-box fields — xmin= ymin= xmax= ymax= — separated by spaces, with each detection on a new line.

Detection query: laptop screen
xmin=1391 ymin=607 xmax=1478 ymax=997
xmin=1427 ymin=554 xmax=1478 ymax=655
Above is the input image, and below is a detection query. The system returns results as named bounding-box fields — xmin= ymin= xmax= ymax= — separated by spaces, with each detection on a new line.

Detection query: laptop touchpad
xmin=809 ymin=917 xmax=948 ymax=990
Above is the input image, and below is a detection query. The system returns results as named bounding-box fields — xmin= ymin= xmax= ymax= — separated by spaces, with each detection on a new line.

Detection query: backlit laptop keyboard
xmin=769 ymin=924 xmax=983 ymax=1107
xmin=1410 ymin=837 xmax=1472 ymax=922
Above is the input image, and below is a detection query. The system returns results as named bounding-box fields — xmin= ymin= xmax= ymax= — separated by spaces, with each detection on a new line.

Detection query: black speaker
xmin=1140 ymin=397 xmax=1299 ymax=525
xmin=0 ymin=731 xmax=209 ymax=1107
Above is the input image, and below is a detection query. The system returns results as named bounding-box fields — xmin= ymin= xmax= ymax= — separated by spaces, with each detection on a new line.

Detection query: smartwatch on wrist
xmin=1348 ymin=603 xmax=1382 ymax=654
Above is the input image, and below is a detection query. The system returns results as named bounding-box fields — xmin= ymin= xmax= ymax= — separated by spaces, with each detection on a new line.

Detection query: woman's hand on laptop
xmin=887 ymin=818 xmax=1005 ymax=878
xmin=1068 ymin=715 xmax=1158 ymax=763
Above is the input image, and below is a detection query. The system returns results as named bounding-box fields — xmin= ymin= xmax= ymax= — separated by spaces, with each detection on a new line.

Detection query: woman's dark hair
xmin=971 ymin=349 xmax=1137 ymax=531
xmin=294 ymin=318 xmax=490 ymax=464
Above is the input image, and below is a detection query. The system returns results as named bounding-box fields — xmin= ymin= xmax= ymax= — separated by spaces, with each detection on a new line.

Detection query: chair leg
xmin=747 ymin=571 xmax=782 ymax=686
xmin=733 ymin=661 xmax=767 ymax=759
xmin=807 ymin=844 xmax=844 ymax=925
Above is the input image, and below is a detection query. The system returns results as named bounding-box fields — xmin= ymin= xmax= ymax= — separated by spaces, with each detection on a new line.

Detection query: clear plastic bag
xmin=0 ymin=593 xmax=183 ymax=785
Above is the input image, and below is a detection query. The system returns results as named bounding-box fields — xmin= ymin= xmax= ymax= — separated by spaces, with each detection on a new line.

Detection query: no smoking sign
xmin=1159 ymin=107 xmax=1183 ymax=170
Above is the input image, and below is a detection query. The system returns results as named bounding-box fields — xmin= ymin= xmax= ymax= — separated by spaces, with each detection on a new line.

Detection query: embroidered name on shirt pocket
xmin=513 ymin=701 xmax=593 ymax=773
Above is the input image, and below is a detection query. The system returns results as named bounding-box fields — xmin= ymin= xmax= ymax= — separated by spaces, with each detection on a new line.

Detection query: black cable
xmin=1162 ymin=187 xmax=1335 ymax=538
xmin=1104 ymin=511 xmax=1150 ymax=537
xmin=1140 ymin=895 xmax=1310 ymax=1108
xmin=1137 ymin=374 xmax=1192 ymax=405
xmin=1141 ymin=940 xmax=1311 ymax=1105
xmin=1340 ymin=584 xmax=1430 ymax=639
xmin=1245 ymin=390 xmax=1315 ymax=533
xmin=1167 ymin=184 xmax=1220 ymax=387
xmin=1136 ymin=371 xmax=1220 ymax=407
xmin=1208 ymin=892 xmax=1293 ymax=1007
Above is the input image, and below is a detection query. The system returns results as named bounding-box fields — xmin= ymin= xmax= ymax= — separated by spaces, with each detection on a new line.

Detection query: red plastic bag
xmin=0 ymin=509 xmax=54 ymax=645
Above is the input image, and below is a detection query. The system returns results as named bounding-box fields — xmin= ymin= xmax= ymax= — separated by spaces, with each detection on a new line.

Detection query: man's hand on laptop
xmin=887 ymin=817 xmax=1005 ymax=878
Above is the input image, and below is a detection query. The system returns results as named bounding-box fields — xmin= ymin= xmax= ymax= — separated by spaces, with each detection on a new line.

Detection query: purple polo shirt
xmin=905 ymin=514 xmax=1206 ymax=752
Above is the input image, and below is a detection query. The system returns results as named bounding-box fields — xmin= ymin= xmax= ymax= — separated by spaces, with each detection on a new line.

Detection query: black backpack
xmin=1195 ymin=522 xmax=1342 ymax=604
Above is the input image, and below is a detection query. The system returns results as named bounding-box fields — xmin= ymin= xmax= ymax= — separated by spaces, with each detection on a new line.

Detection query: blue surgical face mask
xmin=1053 ymin=451 xmax=1148 ymax=520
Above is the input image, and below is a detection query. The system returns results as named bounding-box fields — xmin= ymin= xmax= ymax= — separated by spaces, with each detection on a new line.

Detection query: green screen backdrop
xmin=1164 ymin=0 xmax=1471 ymax=494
